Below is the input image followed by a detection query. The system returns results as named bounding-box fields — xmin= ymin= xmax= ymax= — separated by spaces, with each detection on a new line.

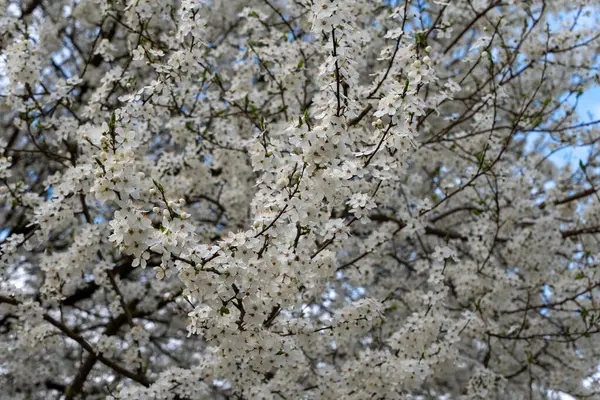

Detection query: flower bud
xmin=372 ymin=119 xmax=384 ymax=129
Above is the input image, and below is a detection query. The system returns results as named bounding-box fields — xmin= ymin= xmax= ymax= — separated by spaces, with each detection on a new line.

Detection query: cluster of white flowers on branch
xmin=1 ymin=0 xmax=600 ymax=399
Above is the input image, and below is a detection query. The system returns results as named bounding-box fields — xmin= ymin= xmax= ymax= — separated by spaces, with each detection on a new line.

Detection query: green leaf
xmin=475 ymin=151 xmax=485 ymax=168
xmin=108 ymin=111 xmax=117 ymax=131
xmin=152 ymin=179 xmax=164 ymax=192
xmin=218 ymin=306 xmax=230 ymax=316
xmin=402 ymin=79 xmax=410 ymax=97
xmin=385 ymin=304 xmax=398 ymax=313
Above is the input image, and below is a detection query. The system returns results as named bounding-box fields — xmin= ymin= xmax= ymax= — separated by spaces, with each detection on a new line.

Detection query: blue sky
xmin=578 ymin=87 xmax=600 ymax=122
xmin=546 ymin=86 xmax=600 ymax=168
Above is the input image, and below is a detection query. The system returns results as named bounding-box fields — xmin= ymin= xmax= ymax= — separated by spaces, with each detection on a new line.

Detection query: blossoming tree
xmin=1 ymin=0 xmax=600 ymax=398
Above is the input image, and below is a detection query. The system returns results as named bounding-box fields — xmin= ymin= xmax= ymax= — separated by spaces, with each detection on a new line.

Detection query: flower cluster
xmin=1 ymin=0 xmax=600 ymax=399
